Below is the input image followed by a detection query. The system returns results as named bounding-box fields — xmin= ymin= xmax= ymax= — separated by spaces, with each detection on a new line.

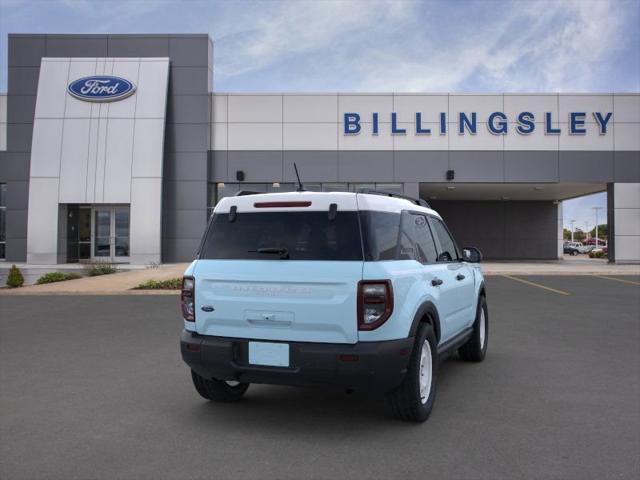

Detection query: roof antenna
xmin=293 ymin=163 xmax=305 ymax=192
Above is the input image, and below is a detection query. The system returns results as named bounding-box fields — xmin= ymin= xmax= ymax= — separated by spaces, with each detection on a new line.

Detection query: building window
xmin=0 ymin=183 xmax=6 ymax=259
xmin=208 ymin=182 xmax=405 ymax=211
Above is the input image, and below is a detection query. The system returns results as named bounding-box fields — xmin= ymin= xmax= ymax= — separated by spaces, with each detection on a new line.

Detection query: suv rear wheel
xmin=384 ymin=323 xmax=437 ymax=422
xmin=459 ymin=295 xmax=488 ymax=362
xmin=191 ymin=370 xmax=249 ymax=402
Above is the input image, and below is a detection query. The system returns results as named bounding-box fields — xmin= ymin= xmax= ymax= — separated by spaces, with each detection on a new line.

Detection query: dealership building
xmin=0 ymin=33 xmax=638 ymax=265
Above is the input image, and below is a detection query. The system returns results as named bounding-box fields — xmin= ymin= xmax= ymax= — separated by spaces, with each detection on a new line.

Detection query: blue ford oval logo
xmin=67 ymin=76 xmax=136 ymax=102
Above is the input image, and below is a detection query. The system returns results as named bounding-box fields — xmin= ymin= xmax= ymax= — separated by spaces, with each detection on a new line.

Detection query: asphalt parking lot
xmin=1 ymin=275 xmax=639 ymax=480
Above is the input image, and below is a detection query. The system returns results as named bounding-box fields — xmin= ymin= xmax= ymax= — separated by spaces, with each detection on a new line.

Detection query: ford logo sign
xmin=67 ymin=76 xmax=136 ymax=102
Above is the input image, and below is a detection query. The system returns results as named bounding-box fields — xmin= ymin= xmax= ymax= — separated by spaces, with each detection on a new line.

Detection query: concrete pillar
xmin=608 ymin=183 xmax=640 ymax=263
xmin=404 ymin=182 xmax=419 ymax=200
xmin=557 ymin=201 xmax=564 ymax=259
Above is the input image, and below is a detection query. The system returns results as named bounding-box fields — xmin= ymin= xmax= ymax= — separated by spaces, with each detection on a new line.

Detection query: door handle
xmin=456 ymin=274 xmax=466 ymax=281
xmin=431 ymin=278 xmax=443 ymax=287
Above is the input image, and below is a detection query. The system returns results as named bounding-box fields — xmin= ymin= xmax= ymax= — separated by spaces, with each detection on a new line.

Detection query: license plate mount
xmin=248 ymin=341 xmax=290 ymax=367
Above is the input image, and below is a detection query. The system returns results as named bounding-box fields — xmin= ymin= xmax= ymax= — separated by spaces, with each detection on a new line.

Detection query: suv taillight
xmin=358 ymin=280 xmax=393 ymax=330
xmin=181 ymin=276 xmax=195 ymax=321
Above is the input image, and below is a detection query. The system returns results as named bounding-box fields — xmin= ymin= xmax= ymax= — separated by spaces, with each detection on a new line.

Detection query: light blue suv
xmin=180 ymin=190 xmax=487 ymax=422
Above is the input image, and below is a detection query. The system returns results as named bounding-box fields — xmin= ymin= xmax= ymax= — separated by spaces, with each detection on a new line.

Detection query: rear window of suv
xmin=200 ymin=211 xmax=363 ymax=261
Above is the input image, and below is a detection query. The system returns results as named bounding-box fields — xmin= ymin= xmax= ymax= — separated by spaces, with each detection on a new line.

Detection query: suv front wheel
xmin=191 ymin=370 xmax=250 ymax=402
xmin=384 ymin=323 xmax=438 ymax=422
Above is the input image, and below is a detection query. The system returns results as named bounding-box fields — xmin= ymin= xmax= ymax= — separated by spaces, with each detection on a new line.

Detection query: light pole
xmin=570 ymin=219 xmax=576 ymax=242
xmin=584 ymin=221 xmax=590 ymax=242
xmin=592 ymin=206 xmax=603 ymax=248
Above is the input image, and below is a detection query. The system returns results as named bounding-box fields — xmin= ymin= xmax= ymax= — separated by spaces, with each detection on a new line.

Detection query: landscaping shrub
xmin=84 ymin=263 xmax=118 ymax=276
xmin=6 ymin=264 xmax=24 ymax=288
xmin=36 ymin=272 xmax=82 ymax=285
xmin=589 ymin=250 xmax=606 ymax=259
xmin=133 ymin=278 xmax=182 ymax=290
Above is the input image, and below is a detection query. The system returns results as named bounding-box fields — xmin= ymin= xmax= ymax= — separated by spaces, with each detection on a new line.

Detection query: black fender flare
xmin=408 ymin=302 xmax=442 ymax=343
xmin=478 ymin=279 xmax=486 ymax=299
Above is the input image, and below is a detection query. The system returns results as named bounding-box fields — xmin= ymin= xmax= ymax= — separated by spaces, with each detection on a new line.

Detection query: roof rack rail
xmin=357 ymin=188 xmax=431 ymax=209
xmin=235 ymin=190 xmax=263 ymax=196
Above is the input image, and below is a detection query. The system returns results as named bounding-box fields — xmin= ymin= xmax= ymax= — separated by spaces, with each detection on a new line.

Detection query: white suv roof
xmin=214 ymin=191 xmax=441 ymax=217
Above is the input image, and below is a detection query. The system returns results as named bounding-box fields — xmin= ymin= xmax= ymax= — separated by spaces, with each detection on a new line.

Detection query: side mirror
xmin=462 ymin=246 xmax=482 ymax=263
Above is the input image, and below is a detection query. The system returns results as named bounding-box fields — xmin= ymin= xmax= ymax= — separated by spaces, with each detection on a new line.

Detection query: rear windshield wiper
xmin=248 ymin=247 xmax=290 ymax=259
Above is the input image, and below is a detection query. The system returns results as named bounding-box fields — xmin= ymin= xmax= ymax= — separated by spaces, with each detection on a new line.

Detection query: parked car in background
xmin=564 ymin=242 xmax=582 ymax=256
xmin=584 ymin=238 xmax=607 ymax=246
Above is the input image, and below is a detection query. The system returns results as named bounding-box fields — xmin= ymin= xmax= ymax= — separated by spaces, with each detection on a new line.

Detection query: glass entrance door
xmin=92 ymin=206 xmax=130 ymax=262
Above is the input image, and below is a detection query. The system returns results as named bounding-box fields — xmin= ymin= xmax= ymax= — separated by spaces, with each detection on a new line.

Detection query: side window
xmin=398 ymin=212 xmax=438 ymax=264
xmin=360 ymin=211 xmax=401 ymax=261
xmin=429 ymin=217 xmax=459 ymax=262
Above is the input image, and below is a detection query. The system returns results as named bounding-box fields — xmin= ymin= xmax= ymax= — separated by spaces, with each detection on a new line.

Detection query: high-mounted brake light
xmin=253 ymin=201 xmax=312 ymax=208
xmin=357 ymin=280 xmax=394 ymax=330
xmin=181 ymin=276 xmax=195 ymax=322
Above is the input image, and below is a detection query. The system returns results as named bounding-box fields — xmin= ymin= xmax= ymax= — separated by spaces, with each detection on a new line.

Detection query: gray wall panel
xmin=162 ymin=237 xmax=201 ymax=263
xmin=165 ymin=152 xmax=209 ymax=181
xmin=449 ymin=151 xmax=504 ymax=182
xmin=163 ymin=180 xmax=208 ymax=211
xmin=338 ymin=151 xmax=394 ymax=182
xmin=0 ymin=153 xmax=30 ymax=181
xmin=228 ymin=151 xmax=283 ymax=182
xmin=7 ymin=67 xmax=40 ymax=95
xmin=6 ymin=95 xmax=36 ymax=124
xmin=394 ymin=151 xmax=449 ymax=182
xmin=169 ymin=67 xmax=210 ymax=95
xmin=283 ymin=151 xmax=338 ymax=182
xmin=431 ymin=200 xmax=558 ymax=259
xmin=5 ymin=236 xmax=26 ymax=262
xmin=45 ymin=36 xmax=108 ymax=57
xmin=504 ymin=202 xmax=557 ymax=258
xmin=209 ymin=151 xmax=228 ymax=182
xmin=559 ymin=151 xmax=614 ymax=182
xmin=107 ymin=35 xmax=170 ymax=57
xmin=0 ymin=152 xmax=7 ymax=178
xmin=163 ymin=209 xmax=208 ymax=239
xmin=505 ymin=151 xmax=559 ymax=182
xmin=614 ymin=151 xmax=640 ymax=182
xmin=169 ymin=36 xmax=211 ymax=67
xmin=8 ymin=36 xmax=45 ymax=67
xmin=167 ymin=95 xmax=210 ymax=124
xmin=6 ymin=180 xmax=29 ymax=208
xmin=6 ymin=124 xmax=33 ymax=153
xmin=165 ymin=124 xmax=209 ymax=153
xmin=6 ymin=208 xmax=28 ymax=239
xmin=160 ymin=36 xmax=211 ymax=262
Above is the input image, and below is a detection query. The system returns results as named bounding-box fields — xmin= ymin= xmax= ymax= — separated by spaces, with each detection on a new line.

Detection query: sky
xmin=1 ymin=0 xmax=638 ymax=228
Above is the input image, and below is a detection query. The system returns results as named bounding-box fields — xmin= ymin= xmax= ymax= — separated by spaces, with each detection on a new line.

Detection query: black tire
xmin=572 ymin=250 xmax=579 ymax=256
xmin=190 ymin=370 xmax=249 ymax=402
xmin=459 ymin=295 xmax=488 ymax=362
xmin=384 ymin=323 xmax=437 ymax=422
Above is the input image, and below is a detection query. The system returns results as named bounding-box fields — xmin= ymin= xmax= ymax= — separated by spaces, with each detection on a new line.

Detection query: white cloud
xmin=213 ymin=0 xmax=412 ymax=79
xmin=0 ymin=0 xmax=635 ymax=92
xmin=212 ymin=0 xmax=635 ymax=92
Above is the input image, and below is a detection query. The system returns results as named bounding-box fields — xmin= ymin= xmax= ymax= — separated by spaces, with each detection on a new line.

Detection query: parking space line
xmin=501 ymin=275 xmax=571 ymax=296
xmin=593 ymin=275 xmax=640 ymax=286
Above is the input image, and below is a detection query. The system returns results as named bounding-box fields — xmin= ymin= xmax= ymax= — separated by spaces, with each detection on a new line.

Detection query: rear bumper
xmin=180 ymin=330 xmax=414 ymax=392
